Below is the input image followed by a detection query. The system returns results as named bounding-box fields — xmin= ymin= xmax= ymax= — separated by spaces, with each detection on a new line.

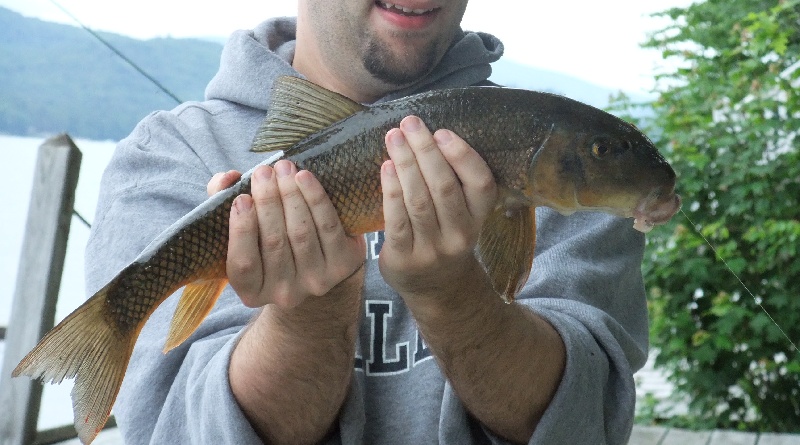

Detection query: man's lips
xmin=375 ymin=1 xmax=439 ymax=15
xmin=374 ymin=0 xmax=441 ymax=28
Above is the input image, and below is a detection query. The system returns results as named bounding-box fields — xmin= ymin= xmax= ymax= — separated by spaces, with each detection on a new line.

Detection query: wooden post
xmin=0 ymin=135 xmax=82 ymax=445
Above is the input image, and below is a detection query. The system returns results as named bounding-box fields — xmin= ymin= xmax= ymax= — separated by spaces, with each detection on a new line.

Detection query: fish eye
xmin=591 ymin=140 xmax=610 ymax=159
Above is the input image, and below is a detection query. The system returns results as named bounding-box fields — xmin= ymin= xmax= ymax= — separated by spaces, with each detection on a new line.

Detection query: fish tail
xmin=12 ymin=287 xmax=135 ymax=445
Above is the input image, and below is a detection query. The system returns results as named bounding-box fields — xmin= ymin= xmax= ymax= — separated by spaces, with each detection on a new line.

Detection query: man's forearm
xmin=402 ymin=259 xmax=566 ymax=444
xmin=229 ymin=271 xmax=363 ymax=444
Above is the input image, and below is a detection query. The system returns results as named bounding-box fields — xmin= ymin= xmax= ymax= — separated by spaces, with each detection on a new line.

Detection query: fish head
xmin=527 ymin=113 xmax=681 ymax=233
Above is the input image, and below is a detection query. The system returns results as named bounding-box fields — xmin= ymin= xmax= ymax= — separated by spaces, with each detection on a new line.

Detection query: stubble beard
xmin=361 ymin=31 xmax=442 ymax=87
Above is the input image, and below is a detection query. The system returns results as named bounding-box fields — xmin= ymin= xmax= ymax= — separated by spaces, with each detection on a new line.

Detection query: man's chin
xmin=363 ymin=42 xmax=439 ymax=86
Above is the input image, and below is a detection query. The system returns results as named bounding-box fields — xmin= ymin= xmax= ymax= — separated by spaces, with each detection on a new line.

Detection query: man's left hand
xmin=378 ymin=115 xmax=498 ymax=298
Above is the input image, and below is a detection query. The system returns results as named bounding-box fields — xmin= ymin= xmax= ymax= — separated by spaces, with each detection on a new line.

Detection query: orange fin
xmin=477 ymin=205 xmax=537 ymax=303
xmin=163 ymin=278 xmax=228 ymax=353
xmin=12 ymin=284 xmax=135 ymax=445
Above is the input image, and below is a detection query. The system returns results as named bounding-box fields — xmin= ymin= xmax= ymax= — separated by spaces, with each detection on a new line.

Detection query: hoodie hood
xmin=205 ymin=17 xmax=503 ymax=110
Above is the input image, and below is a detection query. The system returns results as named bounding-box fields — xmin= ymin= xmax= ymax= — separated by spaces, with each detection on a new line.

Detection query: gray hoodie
xmin=86 ymin=17 xmax=647 ymax=445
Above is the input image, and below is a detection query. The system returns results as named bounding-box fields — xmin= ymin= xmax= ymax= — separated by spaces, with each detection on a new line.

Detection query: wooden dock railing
xmin=0 ymin=135 xmax=82 ymax=445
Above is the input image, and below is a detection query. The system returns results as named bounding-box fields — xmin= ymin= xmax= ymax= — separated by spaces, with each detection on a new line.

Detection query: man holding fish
xmin=13 ymin=0 xmax=681 ymax=444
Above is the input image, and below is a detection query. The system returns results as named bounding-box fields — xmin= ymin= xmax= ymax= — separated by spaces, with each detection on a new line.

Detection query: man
xmin=86 ymin=1 xmax=649 ymax=443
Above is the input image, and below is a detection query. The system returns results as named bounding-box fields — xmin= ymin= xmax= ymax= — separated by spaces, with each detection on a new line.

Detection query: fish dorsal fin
xmin=251 ymin=76 xmax=367 ymax=153
xmin=477 ymin=204 xmax=537 ymax=303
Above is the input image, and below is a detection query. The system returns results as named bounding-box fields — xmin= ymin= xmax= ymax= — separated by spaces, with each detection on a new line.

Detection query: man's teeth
xmin=378 ymin=1 xmax=435 ymax=14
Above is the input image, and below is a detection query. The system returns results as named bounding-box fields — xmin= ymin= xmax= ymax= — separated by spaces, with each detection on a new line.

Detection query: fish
xmin=12 ymin=75 xmax=681 ymax=444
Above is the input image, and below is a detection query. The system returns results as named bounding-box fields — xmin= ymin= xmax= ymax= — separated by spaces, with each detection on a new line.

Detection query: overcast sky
xmin=0 ymin=0 xmax=694 ymax=94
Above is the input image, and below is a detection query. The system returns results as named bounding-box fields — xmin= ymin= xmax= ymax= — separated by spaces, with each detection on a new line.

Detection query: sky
xmin=0 ymin=0 xmax=694 ymax=94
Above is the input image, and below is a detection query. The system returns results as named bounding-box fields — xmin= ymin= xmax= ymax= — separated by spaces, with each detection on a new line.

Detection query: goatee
xmin=362 ymin=36 xmax=440 ymax=86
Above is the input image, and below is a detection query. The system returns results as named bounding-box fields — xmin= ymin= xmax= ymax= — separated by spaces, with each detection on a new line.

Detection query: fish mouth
xmin=632 ymin=188 xmax=682 ymax=233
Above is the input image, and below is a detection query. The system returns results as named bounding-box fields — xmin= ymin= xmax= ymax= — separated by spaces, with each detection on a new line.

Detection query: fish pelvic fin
xmin=12 ymin=287 xmax=135 ymax=445
xmin=477 ymin=205 xmax=537 ymax=303
xmin=163 ymin=278 xmax=229 ymax=353
xmin=251 ymin=76 xmax=367 ymax=153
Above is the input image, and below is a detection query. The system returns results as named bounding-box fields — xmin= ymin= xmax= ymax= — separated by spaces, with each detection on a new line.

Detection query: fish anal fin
xmin=163 ymin=278 xmax=228 ymax=353
xmin=251 ymin=76 xmax=367 ymax=154
xmin=477 ymin=204 xmax=537 ymax=303
xmin=12 ymin=283 xmax=135 ymax=445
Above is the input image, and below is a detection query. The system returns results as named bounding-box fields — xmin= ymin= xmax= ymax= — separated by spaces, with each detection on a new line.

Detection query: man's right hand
xmin=209 ymin=161 xmax=366 ymax=443
xmin=208 ymin=160 xmax=366 ymax=309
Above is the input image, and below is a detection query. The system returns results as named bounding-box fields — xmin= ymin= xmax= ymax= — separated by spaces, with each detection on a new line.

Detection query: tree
xmin=627 ymin=0 xmax=800 ymax=432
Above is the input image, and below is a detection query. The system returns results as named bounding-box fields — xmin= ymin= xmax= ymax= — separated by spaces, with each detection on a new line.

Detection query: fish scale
xmin=106 ymin=195 xmax=233 ymax=331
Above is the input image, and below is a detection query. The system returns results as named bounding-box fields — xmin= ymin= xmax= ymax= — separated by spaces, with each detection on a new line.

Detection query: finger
xmin=386 ymin=125 xmax=439 ymax=239
xmin=207 ymin=170 xmax=242 ymax=196
xmin=250 ymin=164 xmax=296 ymax=298
xmin=380 ymin=159 xmax=413 ymax=254
xmin=274 ymin=160 xmax=326 ymax=291
xmin=226 ymin=194 xmax=264 ymax=306
xmin=399 ymin=116 xmax=468 ymax=232
xmin=434 ymin=129 xmax=497 ymax=224
xmin=295 ymin=170 xmax=359 ymax=274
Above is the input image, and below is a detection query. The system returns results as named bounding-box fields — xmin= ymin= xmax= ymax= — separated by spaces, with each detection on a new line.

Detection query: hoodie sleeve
xmin=435 ymin=208 xmax=648 ymax=445
xmin=520 ymin=209 xmax=648 ymax=445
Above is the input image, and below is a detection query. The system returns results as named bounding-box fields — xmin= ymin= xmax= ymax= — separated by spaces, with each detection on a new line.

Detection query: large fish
xmin=13 ymin=76 xmax=681 ymax=444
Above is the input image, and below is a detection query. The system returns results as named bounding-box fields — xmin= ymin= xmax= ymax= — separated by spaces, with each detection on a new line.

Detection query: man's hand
xmin=207 ymin=163 xmax=365 ymax=444
xmin=209 ymin=160 xmax=366 ymax=309
xmin=378 ymin=116 xmax=565 ymax=443
xmin=378 ymin=115 xmax=497 ymax=299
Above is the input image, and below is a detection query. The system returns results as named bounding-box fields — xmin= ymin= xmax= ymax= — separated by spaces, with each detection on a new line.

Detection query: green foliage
xmin=618 ymin=0 xmax=800 ymax=432
xmin=0 ymin=7 xmax=222 ymax=140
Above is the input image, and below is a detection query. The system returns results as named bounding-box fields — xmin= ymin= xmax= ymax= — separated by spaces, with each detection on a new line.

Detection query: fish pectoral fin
xmin=12 ymin=282 xmax=135 ymax=445
xmin=250 ymin=76 xmax=368 ymax=153
xmin=477 ymin=205 xmax=537 ymax=303
xmin=163 ymin=278 xmax=229 ymax=353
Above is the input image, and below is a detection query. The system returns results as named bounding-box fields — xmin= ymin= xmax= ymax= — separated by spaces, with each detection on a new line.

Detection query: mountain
xmin=489 ymin=58 xmax=651 ymax=108
xmin=0 ymin=7 xmax=646 ymax=141
xmin=0 ymin=7 xmax=222 ymax=140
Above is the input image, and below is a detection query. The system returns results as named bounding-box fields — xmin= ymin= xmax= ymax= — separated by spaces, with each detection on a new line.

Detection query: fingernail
xmin=233 ymin=195 xmax=252 ymax=213
xmin=433 ymin=130 xmax=452 ymax=145
xmin=382 ymin=160 xmax=396 ymax=177
xmin=401 ymin=116 xmax=422 ymax=131
xmin=295 ymin=170 xmax=313 ymax=186
xmin=256 ymin=166 xmax=273 ymax=182
xmin=275 ymin=160 xmax=293 ymax=178
xmin=388 ymin=128 xmax=406 ymax=147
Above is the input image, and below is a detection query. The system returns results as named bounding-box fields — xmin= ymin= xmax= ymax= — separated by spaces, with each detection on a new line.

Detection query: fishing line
xmin=680 ymin=208 xmax=799 ymax=353
xmin=47 ymin=0 xmax=183 ymax=105
xmin=44 ymin=0 xmax=182 ymax=229
xmin=73 ymin=209 xmax=91 ymax=229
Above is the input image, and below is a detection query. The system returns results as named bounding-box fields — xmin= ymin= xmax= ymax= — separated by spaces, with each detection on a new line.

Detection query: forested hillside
xmin=0 ymin=7 xmax=222 ymax=140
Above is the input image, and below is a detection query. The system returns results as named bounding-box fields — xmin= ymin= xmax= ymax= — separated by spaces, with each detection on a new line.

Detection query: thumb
xmin=207 ymin=170 xmax=242 ymax=196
